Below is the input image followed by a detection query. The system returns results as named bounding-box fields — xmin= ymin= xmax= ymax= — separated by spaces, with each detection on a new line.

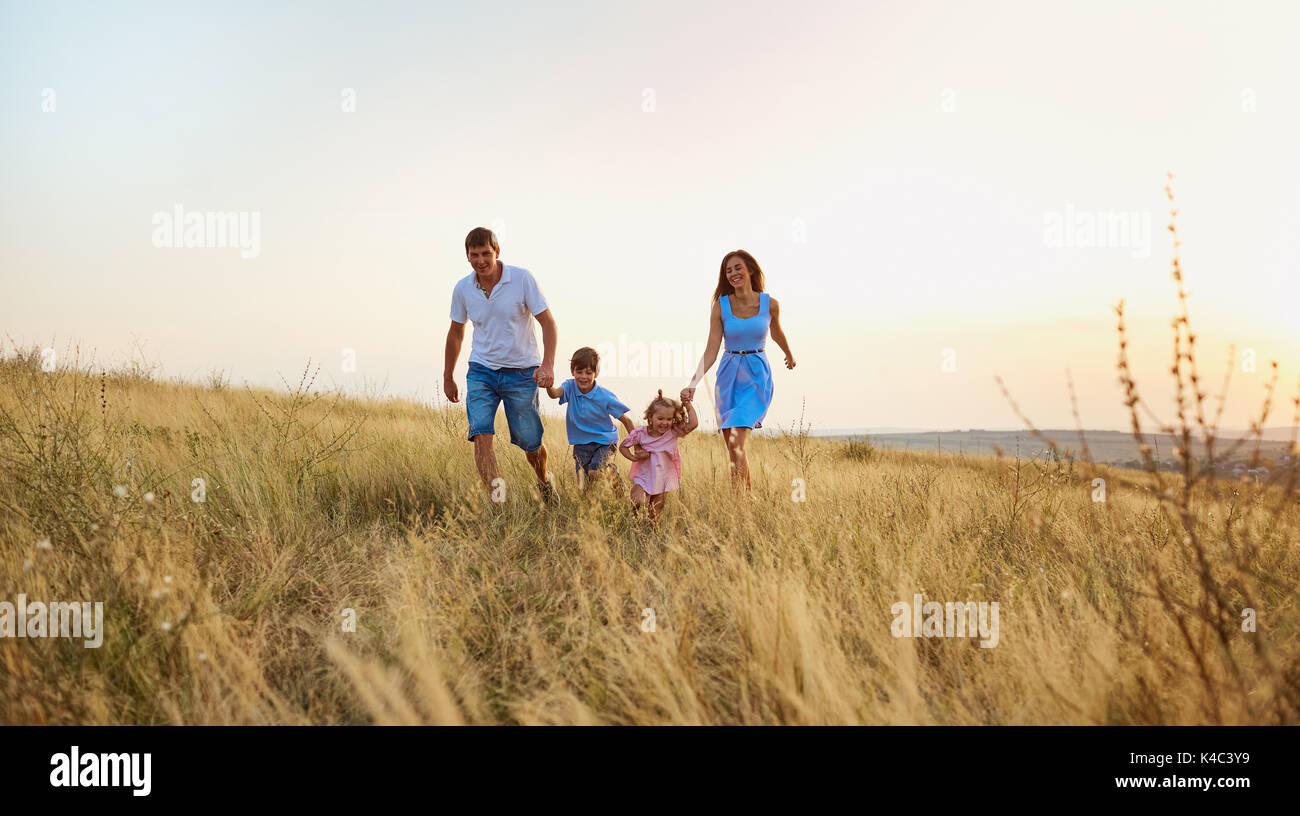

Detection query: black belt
xmin=725 ymin=348 xmax=764 ymax=355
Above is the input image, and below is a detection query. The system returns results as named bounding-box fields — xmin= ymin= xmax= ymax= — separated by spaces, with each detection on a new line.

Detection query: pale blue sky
xmin=3 ymin=0 xmax=1297 ymax=432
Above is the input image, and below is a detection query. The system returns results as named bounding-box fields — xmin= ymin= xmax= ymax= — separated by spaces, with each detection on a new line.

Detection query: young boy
xmin=545 ymin=347 xmax=635 ymax=490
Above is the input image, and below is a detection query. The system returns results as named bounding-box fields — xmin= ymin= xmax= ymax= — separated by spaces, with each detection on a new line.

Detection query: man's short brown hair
xmin=570 ymin=346 xmax=600 ymax=372
xmin=465 ymin=227 xmax=500 ymax=255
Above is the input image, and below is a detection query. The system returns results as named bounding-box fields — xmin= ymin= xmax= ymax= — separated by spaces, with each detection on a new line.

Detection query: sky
xmin=2 ymin=0 xmax=1297 ymax=434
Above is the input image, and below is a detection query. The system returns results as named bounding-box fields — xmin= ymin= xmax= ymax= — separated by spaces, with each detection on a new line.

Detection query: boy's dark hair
xmin=570 ymin=347 xmax=600 ymax=372
xmin=465 ymin=227 xmax=500 ymax=255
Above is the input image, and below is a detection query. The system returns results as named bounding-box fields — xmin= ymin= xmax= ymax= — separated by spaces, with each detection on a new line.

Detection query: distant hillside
xmin=1216 ymin=427 xmax=1300 ymax=442
xmin=819 ymin=428 xmax=1297 ymax=478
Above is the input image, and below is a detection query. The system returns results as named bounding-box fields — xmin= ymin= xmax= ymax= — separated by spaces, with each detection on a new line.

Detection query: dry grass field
xmin=3 ymin=185 xmax=1298 ymax=726
xmin=2 ymin=339 xmax=1296 ymax=725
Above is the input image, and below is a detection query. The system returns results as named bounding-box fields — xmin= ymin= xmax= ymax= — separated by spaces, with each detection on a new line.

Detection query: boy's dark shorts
xmin=572 ymin=441 xmax=618 ymax=474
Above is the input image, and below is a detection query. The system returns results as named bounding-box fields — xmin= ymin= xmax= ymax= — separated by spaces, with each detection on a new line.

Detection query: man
xmin=444 ymin=227 xmax=559 ymax=504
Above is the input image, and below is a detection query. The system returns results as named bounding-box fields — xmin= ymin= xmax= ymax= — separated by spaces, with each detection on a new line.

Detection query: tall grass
xmin=994 ymin=174 xmax=1300 ymax=724
xmin=2 ymin=182 xmax=1297 ymax=723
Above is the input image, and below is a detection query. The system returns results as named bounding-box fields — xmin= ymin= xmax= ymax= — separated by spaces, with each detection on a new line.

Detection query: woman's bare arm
xmin=682 ymin=301 xmax=724 ymax=402
xmin=769 ymin=296 xmax=795 ymax=369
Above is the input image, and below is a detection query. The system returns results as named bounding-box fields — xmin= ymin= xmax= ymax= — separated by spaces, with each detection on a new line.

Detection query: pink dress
xmin=621 ymin=425 xmax=684 ymax=494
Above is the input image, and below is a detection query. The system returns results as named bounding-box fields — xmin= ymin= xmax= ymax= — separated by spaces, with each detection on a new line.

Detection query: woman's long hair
xmin=712 ymin=249 xmax=766 ymax=303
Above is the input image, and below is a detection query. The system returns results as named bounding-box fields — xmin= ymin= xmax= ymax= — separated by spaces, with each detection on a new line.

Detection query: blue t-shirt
xmin=558 ymin=379 xmax=630 ymax=445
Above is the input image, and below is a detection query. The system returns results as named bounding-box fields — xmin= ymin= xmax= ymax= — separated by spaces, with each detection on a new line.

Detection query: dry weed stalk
xmin=997 ymin=173 xmax=1300 ymax=724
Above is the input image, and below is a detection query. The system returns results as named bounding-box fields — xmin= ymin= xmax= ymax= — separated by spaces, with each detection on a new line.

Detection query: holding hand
xmin=680 ymin=387 xmax=695 ymax=404
xmin=533 ymin=363 xmax=555 ymax=389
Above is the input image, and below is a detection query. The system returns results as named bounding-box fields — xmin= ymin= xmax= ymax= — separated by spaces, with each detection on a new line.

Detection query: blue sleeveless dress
xmin=716 ymin=292 xmax=775 ymax=429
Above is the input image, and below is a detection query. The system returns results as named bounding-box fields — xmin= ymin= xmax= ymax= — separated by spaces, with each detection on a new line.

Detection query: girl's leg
xmin=723 ymin=427 xmax=752 ymax=490
xmin=648 ymin=492 xmax=667 ymax=520
xmin=630 ymin=483 xmax=648 ymax=513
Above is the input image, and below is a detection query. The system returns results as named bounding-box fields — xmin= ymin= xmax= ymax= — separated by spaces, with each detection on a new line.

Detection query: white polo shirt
xmin=449 ymin=263 xmax=549 ymax=369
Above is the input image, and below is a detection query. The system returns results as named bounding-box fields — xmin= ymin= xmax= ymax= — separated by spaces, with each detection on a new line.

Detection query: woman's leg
xmin=723 ymin=427 xmax=752 ymax=489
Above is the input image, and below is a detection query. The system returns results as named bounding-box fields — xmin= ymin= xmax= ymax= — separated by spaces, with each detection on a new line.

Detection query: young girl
xmin=619 ymin=390 xmax=699 ymax=518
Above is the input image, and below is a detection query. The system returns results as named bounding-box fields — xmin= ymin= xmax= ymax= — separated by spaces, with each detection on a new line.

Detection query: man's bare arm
xmin=444 ymin=320 xmax=466 ymax=402
xmin=533 ymin=308 xmax=558 ymax=388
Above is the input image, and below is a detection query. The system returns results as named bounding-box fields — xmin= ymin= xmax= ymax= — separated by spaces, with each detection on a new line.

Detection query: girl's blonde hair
xmin=643 ymin=389 xmax=688 ymax=429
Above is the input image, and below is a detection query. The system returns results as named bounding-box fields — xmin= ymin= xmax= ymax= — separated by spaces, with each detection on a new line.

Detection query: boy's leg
xmin=584 ymin=466 xmax=617 ymax=495
xmin=573 ymin=444 xmax=592 ymax=491
xmin=585 ymin=443 xmax=619 ymax=493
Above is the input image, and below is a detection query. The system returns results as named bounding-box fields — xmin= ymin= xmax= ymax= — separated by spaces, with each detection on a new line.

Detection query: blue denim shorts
xmin=465 ymin=362 xmax=544 ymax=452
xmin=572 ymin=441 xmax=617 ymax=474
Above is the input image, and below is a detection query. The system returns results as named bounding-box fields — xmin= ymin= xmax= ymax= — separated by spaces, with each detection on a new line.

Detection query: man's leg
xmin=465 ymin=365 xmax=504 ymax=494
xmin=472 ymin=434 xmax=500 ymax=492
xmin=499 ymin=366 xmax=555 ymax=500
xmin=525 ymin=445 xmax=550 ymax=483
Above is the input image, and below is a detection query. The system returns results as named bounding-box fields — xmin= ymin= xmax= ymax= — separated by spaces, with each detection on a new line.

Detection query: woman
xmin=681 ymin=250 xmax=795 ymax=491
